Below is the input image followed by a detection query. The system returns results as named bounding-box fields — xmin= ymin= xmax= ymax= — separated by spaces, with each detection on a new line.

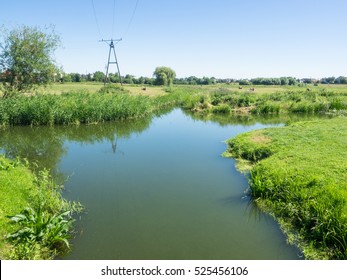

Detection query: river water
xmin=0 ymin=109 xmax=304 ymax=259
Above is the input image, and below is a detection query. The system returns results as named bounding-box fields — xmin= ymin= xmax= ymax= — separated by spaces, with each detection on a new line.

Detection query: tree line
xmin=59 ymin=73 xmax=347 ymax=86
xmin=239 ymin=76 xmax=347 ymax=86
xmin=1 ymin=25 xmax=347 ymax=98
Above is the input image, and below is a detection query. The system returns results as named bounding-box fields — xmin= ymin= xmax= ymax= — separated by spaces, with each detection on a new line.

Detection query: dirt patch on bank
xmin=250 ymin=131 xmax=272 ymax=144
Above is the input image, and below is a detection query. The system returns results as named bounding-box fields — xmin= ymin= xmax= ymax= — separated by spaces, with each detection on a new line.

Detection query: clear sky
xmin=1 ymin=0 xmax=347 ymax=79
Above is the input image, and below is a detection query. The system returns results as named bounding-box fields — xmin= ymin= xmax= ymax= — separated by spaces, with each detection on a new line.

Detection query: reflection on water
xmin=0 ymin=109 xmax=311 ymax=260
xmin=0 ymin=116 xmax=151 ymax=179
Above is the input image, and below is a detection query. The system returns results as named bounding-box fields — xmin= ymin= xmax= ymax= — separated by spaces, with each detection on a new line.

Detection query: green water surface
xmin=1 ymin=109 xmax=305 ymax=259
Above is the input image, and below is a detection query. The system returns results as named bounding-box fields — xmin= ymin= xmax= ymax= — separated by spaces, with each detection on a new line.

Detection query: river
xmin=0 ymin=109 xmax=304 ymax=259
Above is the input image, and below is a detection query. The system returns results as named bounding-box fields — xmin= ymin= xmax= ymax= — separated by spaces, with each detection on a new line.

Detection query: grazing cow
xmin=249 ymin=87 xmax=255 ymax=92
xmin=239 ymin=86 xmax=243 ymax=90
xmin=142 ymin=87 xmax=147 ymax=91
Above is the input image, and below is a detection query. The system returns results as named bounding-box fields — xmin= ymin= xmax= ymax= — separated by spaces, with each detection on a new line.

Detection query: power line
xmin=100 ymin=39 xmax=123 ymax=86
xmin=91 ymin=0 xmax=102 ymax=38
xmin=111 ymin=0 xmax=116 ymax=37
xmin=122 ymin=0 xmax=140 ymax=38
xmin=91 ymin=0 xmax=140 ymax=87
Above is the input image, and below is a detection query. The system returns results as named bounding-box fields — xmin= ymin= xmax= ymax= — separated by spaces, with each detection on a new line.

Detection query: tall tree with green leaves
xmin=0 ymin=25 xmax=61 ymax=97
xmin=93 ymin=71 xmax=105 ymax=82
xmin=153 ymin=66 xmax=176 ymax=86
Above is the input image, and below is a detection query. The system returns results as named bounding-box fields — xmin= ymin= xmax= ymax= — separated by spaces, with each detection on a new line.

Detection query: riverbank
xmin=0 ymin=85 xmax=185 ymax=126
xmin=173 ymin=84 xmax=347 ymax=115
xmin=1 ymin=83 xmax=347 ymax=126
xmin=225 ymin=117 xmax=347 ymax=259
xmin=0 ymin=156 xmax=81 ymax=259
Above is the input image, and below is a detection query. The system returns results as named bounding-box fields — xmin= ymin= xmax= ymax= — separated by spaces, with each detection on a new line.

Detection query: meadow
xmin=174 ymin=84 xmax=347 ymax=115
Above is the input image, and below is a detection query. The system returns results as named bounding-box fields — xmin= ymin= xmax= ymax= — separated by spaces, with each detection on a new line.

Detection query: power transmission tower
xmin=100 ymin=39 xmax=122 ymax=85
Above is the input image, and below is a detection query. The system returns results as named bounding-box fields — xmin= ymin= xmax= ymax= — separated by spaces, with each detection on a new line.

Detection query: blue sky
xmin=1 ymin=0 xmax=347 ymax=78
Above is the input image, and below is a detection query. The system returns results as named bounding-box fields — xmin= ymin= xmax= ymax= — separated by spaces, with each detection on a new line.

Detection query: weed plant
xmin=0 ymin=156 xmax=82 ymax=259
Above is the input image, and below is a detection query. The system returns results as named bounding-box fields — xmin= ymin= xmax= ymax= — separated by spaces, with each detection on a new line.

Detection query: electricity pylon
xmin=100 ymin=39 xmax=122 ymax=85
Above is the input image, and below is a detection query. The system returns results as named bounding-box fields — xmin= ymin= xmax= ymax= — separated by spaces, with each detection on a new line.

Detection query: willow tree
xmin=0 ymin=25 xmax=61 ymax=97
xmin=153 ymin=66 xmax=176 ymax=86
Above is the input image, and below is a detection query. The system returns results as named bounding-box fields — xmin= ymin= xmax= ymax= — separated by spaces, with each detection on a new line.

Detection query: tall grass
xmin=175 ymin=87 xmax=347 ymax=116
xmin=0 ymin=89 xmax=153 ymax=126
xmin=2 ymin=86 xmax=347 ymax=126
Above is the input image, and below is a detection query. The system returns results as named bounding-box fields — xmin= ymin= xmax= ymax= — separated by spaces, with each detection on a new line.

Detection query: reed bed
xmin=0 ymin=90 xmax=152 ymax=126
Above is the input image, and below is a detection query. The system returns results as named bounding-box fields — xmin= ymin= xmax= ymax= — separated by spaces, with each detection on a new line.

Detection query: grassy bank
xmin=225 ymin=117 xmax=347 ymax=259
xmin=0 ymin=87 xmax=152 ymax=126
xmin=175 ymin=85 xmax=347 ymax=115
xmin=0 ymin=156 xmax=81 ymax=259
xmin=1 ymin=84 xmax=347 ymax=126
xmin=0 ymin=85 xmax=191 ymax=126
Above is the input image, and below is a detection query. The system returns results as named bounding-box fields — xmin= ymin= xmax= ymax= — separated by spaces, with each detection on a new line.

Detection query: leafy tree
xmin=70 ymin=73 xmax=82 ymax=82
xmin=85 ymin=73 xmax=93 ymax=82
xmin=238 ymin=79 xmax=251 ymax=86
xmin=280 ymin=77 xmax=289 ymax=86
xmin=141 ymin=76 xmax=154 ymax=85
xmin=61 ymin=73 xmax=72 ymax=83
xmin=287 ymin=77 xmax=299 ymax=86
xmin=108 ymin=73 xmax=120 ymax=83
xmin=335 ymin=76 xmax=347 ymax=84
xmin=93 ymin=71 xmax=105 ymax=82
xmin=123 ymin=74 xmax=135 ymax=84
xmin=0 ymin=25 xmax=61 ymax=96
xmin=153 ymin=66 xmax=176 ymax=86
xmin=320 ymin=76 xmax=336 ymax=84
xmin=187 ymin=76 xmax=198 ymax=85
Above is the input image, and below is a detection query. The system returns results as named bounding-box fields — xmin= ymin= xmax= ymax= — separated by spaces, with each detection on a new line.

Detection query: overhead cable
xmin=122 ymin=0 xmax=140 ymax=39
xmin=91 ymin=0 xmax=102 ymax=38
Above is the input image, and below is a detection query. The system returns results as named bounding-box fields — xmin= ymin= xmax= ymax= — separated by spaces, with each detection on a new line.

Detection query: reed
xmin=0 ymin=90 xmax=153 ymax=126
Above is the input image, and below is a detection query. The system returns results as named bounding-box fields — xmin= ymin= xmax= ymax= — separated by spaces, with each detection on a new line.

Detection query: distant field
xmin=39 ymin=82 xmax=166 ymax=96
xmin=19 ymin=82 xmax=347 ymax=97
xmin=38 ymin=82 xmax=103 ymax=94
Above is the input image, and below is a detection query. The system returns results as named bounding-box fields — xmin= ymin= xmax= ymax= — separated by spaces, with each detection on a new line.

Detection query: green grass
xmin=0 ymin=156 xmax=81 ymax=259
xmin=0 ymin=157 xmax=36 ymax=258
xmin=0 ymin=88 xmax=153 ymax=126
xmin=2 ymin=83 xmax=347 ymax=126
xmin=169 ymin=84 xmax=347 ymax=116
xmin=0 ymin=85 xmax=198 ymax=126
xmin=37 ymin=82 xmax=103 ymax=95
xmin=225 ymin=117 xmax=347 ymax=259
